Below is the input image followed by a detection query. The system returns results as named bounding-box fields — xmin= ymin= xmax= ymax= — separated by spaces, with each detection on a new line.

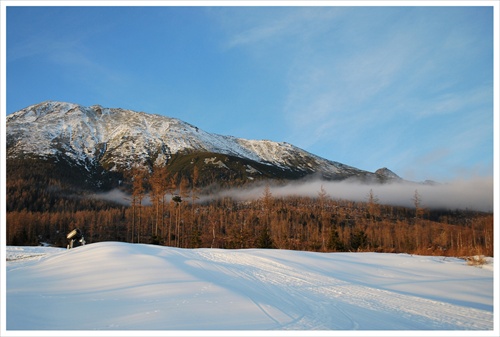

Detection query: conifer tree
xmin=327 ymin=226 xmax=345 ymax=252
xmin=258 ymin=225 xmax=275 ymax=249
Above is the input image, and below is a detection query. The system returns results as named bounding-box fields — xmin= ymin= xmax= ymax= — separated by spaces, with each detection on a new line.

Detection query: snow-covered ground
xmin=3 ymin=242 xmax=496 ymax=335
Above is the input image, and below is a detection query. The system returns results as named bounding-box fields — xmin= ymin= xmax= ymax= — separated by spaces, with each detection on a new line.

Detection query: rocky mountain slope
xmin=6 ymin=101 xmax=400 ymax=190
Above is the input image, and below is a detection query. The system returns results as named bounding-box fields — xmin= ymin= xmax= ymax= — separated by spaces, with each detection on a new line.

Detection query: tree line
xmin=6 ymin=163 xmax=493 ymax=257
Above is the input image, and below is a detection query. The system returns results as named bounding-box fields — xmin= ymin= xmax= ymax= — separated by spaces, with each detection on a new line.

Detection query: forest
xmin=6 ymin=162 xmax=494 ymax=257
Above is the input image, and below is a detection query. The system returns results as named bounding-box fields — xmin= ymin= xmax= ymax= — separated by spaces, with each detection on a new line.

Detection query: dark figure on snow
xmin=67 ymin=228 xmax=86 ymax=249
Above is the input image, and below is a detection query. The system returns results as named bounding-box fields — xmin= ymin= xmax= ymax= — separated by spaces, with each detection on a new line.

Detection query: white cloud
xmin=415 ymin=86 xmax=492 ymax=119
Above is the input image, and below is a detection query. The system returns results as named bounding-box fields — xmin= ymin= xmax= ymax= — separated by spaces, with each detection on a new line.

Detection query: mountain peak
xmin=375 ymin=167 xmax=401 ymax=180
xmin=8 ymin=101 xmax=76 ymax=120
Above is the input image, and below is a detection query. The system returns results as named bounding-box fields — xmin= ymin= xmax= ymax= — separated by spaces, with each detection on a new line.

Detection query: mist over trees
xmin=6 ymin=164 xmax=493 ymax=257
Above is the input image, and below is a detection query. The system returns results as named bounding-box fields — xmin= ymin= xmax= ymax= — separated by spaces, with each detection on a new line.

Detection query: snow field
xmin=5 ymin=242 xmax=495 ymax=332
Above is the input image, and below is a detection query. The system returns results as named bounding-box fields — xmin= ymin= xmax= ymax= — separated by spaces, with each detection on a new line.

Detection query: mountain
xmin=375 ymin=167 xmax=402 ymax=182
xmin=6 ymin=101 xmax=397 ymax=191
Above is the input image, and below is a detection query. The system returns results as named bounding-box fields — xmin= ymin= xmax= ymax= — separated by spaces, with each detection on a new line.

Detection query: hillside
xmin=6 ymin=101 xmax=396 ymax=192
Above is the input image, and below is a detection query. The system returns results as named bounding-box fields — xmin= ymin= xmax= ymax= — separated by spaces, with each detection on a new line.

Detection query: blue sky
xmin=4 ymin=4 xmax=495 ymax=182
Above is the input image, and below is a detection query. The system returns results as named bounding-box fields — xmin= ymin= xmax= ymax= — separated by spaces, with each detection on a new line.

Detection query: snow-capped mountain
xmin=6 ymin=101 xmax=391 ymax=187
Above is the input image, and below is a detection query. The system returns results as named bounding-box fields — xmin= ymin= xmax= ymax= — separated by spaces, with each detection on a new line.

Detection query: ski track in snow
xmin=195 ymin=250 xmax=493 ymax=330
xmin=5 ymin=243 xmax=494 ymax=331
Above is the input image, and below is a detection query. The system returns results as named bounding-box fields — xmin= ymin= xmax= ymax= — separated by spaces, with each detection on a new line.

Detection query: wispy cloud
xmin=223 ymin=7 xmax=344 ymax=50
xmin=413 ymin=86 xmax=492 ymax=119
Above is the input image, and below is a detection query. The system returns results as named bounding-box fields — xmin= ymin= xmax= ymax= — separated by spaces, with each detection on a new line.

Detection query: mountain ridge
xmin=7 ymin=101 xmax=401 ymax=189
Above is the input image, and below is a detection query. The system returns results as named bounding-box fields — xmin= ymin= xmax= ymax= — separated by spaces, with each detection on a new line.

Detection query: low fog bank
xmin=90 ymin=177 xmax=493 ymax=213
xmin=89 ymin=189 xmax=134 ymax=206
xmin=202 ymin=176 xmax=494 ymax=213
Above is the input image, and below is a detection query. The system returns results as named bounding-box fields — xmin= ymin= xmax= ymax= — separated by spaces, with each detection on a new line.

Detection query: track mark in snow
xmin=6 ymin=254 xmax=46 ymax=262
xmin=196 ymin=250 xmax=493 ymax=330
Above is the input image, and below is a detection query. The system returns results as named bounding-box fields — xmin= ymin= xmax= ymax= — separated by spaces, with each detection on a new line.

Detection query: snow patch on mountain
xmin=204 ymin=157 xmax=229 ymax=169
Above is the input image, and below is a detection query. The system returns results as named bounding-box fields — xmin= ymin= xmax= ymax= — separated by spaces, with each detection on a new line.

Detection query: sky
xmin=3 ymin=2 xmax=496 ymax=183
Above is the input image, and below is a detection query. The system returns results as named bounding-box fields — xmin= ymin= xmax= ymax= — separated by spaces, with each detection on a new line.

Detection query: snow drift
xmin=5 ymin=242 xmax=494 ymax=332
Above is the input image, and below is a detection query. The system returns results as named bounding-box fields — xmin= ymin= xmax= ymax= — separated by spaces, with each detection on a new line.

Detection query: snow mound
xmin=5 ymin=242 xmax=494 ymax=331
